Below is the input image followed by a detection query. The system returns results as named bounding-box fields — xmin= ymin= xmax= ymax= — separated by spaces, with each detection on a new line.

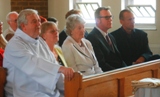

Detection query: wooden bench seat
xmin=65 ymin=59 xmax=160 ymax=97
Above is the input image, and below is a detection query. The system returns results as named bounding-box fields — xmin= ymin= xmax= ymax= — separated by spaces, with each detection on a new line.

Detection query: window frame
xmin=74 ymin=1 xmax=101 ymax=28
xmin=124 ymin=0 xmax=157 ymax=30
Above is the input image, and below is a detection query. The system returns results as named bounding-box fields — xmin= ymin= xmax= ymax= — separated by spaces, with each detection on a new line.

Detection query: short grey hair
xmin=17 ymin=9 xmax=38 ymax=29
xmin=66 ymin=14 xmax=86 ymax=36
xmin=95 ymin=6 xmax=110 ymax=19
xmin=119 ymin=9 xmax=132 ymax=20
xmin=6 ymin=11 xmax=19 ymax=21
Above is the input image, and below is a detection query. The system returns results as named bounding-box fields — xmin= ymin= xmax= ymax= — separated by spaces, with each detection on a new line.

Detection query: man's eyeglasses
xmin=98 ymin=15 xmax=113 ymax=20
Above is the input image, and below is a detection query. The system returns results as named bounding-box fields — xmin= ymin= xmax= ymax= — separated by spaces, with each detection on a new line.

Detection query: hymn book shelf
xmin=65 ymin=60 xmax=160 ymax=97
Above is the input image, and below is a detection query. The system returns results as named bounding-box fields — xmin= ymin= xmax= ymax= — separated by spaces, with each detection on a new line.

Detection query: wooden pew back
xmin=65 ymin=60 xmax=160 ymax=97
xmin=0 ymin=67 xmax=7 ymax=97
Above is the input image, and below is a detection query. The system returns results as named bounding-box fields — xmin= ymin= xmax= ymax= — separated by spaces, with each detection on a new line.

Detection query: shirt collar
xmin=9 ymin=26 xmax=15 ymax=33
xmin=15 ymin=28 xmax=39 ymax=44
xmin=95 ymin=26 xmax=108 ymax=38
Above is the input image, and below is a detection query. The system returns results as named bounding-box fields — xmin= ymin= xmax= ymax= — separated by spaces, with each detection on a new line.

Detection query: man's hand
xmin=58 ymin=66 xmax=74 ymax=80
xmin=134 ymin=56 xmax=145 ymax=64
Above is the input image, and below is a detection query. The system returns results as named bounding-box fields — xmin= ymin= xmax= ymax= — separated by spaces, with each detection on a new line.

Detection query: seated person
xmin=111 ymin=9 xmax=160 ymax=66
xmin=40 ymin=21 xmax=67 ymax=67
xmin=39 ymin=15 xmax=47 ymax=23
xmin=3 ymin=9 xmax=74 ymax=97
xmin=0 ymin=21 xmax=7 ymax=49
xmin=87 ymin=7 xmax=127 ymax=72
xmin=5 ymin=33 xmax=14 ymax=41
xmin=47 ymin=17 xmax=58 ymax=25
xmin=59 ymin=9 xmax=88 ymax=47
xmin=62 ymin=14 xmax=103 ymax=76
xmin=3 ymin=11 xmax=19 ymax=41
xmin=0 ymin=21 xmax=7 ymax=67
xmin=0 ymin=48 xmax=4 ymax=67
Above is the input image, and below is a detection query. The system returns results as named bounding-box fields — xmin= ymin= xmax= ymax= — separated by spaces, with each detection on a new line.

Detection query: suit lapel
xmin=81 ymin=39 xmax=95 ymax=59
xmin=68 ymin=36 xmax=90 ymax=58
xmin=93 ymin=28 xmax=115 ymax=53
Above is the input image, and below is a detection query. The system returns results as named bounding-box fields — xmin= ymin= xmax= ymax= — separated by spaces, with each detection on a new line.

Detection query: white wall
xmin=0 ymin=0 xmax=11 ymax=31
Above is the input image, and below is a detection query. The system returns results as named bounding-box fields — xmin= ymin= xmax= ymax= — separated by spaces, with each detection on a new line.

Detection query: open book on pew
xmin=65 ymin=59 xmax=160 ymax=97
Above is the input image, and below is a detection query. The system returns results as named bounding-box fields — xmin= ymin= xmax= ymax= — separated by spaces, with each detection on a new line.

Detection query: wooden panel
xmin=124 ymin=71 xmax=152 ymax=96
xmin=158 ymin=67 xmax=160 ymax=78
xmin=65 ymin=60 xmax=160 ymax=97
xmin=0 ymin=67 xmax=7 ymax=97
xmin=65 ymin=72 xmax=82 ymax=97
xmin=84 ymin=79 xmax=118 ymax=97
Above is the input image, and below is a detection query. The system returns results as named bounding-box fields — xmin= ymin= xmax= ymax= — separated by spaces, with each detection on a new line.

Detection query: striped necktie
xmin=106 ymin=35 xmax=115 ymax=52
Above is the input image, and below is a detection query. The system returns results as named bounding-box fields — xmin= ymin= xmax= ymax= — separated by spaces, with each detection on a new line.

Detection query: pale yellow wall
xmin=0 ymin=0 xmax=11 ymax=31
xmin=48 ymin=0 xmax=71 ymax=31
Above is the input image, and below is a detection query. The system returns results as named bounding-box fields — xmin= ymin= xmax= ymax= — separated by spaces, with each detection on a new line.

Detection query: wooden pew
xmin=65 ymin=60 xmax=160 ymax=97
xmin=0 ymin=67 xmax=7 ymax=97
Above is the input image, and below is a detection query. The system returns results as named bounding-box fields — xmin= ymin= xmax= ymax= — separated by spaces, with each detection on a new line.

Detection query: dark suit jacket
xmin=59 ymin=30 xmax=88 ymax=47
xmin=86 ymin=27 xmax=126 ymax=72
xmin=111 ymin=27 xmax=152 ymax=65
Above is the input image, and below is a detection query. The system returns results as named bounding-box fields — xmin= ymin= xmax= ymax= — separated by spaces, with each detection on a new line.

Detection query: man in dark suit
xmin=59 ymin=9 xmax=88 ymax=47
xmin=111 ymin=9 xmax=160 ymax=66
xmin=87 ymin=7 xmax=126 ymax=72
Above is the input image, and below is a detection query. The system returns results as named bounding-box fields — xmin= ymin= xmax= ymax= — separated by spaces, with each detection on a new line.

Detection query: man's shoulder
xmin=59 ymin=30 xmax=67 ymax=36
xmin=110 ymin=28 xmax=122 ymax=35
xmin=134 ymin=28 xmax=147 ymax=36
xmin=134 ymin=28 xmax=146 ymax=33
xmin=87 ymin=28 xmax=99 ymax=37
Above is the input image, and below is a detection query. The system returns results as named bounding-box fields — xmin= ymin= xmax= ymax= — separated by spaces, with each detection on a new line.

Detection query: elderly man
xmin=86 ymin=7 xmax=126 ymax=72
xmin=3 ymin=9 xmax=74 ymax=97
xmin=3 ymin=11 xmax=19 ymax=41
xmin=111 ymin=9 xmax=160 ymax=66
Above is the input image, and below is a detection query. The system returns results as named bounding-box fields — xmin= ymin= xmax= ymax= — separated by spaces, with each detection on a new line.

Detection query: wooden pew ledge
xmin=65 ymin=59 xmax=160 ymax=97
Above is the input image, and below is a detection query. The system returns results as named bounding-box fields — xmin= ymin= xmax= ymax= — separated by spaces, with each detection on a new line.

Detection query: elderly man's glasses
xmin=98 ymin=15 xmax=113 ymax=20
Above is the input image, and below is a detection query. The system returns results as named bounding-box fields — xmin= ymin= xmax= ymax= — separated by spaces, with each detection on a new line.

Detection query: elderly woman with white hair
xmin=62 ymin=14 xmax=103 ymax=76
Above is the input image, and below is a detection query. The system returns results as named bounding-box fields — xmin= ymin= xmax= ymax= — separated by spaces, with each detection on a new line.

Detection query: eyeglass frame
xmin=97 ymin=15 xmax=113 ymax=20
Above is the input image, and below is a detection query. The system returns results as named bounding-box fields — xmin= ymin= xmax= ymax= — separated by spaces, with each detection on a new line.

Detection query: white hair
xmin=6 ymin=11 xmax=19 ymax=21
xmin=17 ymin=9 xmax=38 ymax=29
xmin=66 ymin=14 xmax=86 ymax=35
